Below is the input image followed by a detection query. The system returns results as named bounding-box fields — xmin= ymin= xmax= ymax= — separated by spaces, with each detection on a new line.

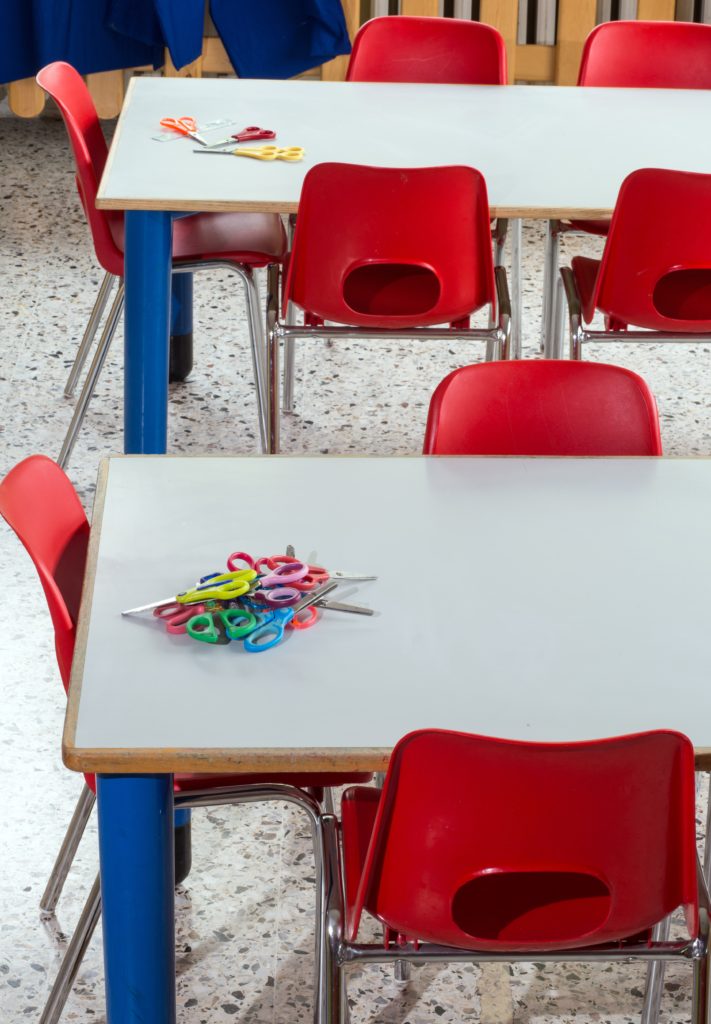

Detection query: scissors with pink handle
xmin=159 ymin=116 xmax=209 ymax=147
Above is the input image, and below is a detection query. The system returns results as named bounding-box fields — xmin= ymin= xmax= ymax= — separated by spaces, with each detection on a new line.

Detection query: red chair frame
xmin=36 ymin=61 xmax=287 ymax=462
xmin=267 ymin=162 xmax=510 ymax=452
xmin=314 ymin=728 xmax=710 ymax=1024
xmin=423 ymin=360 xmax=662 ymax=456
xmin=0 ymin=454 xmax=370 ymax=1024
xmin=560 ymin=168 xmax=711 ymax=359
xmin=541 ymin=20 xmax=711 ymax=355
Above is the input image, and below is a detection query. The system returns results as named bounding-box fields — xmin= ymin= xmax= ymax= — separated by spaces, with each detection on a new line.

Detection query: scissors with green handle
xmin=195 ymin=145 xmax=304 ymax=162
xmin=186 ymin=606 xmax=260 ymax=645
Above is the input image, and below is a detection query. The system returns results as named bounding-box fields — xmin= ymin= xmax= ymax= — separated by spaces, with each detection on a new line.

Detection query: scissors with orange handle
xmin=159 ymin=116 xmax=209 ymax=147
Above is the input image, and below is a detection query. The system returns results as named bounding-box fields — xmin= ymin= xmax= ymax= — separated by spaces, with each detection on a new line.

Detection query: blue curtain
xmin=0 ymin=0 xmax=163 ymax=84
xmin=1 ymin=0 xmax=351 ymax=86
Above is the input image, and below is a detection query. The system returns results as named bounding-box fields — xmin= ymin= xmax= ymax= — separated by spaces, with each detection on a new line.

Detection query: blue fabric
xmin=0 ymin=0 xmax=163 ymax=84
xmin=137 ymin=0 xmax=205 ymax=71
xmin=210 ymin=0 xmax=351 ymax=79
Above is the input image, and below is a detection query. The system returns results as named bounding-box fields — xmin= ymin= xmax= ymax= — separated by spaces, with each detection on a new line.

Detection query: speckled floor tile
xmin=2 ymin=96 xmax=711 ymax=1024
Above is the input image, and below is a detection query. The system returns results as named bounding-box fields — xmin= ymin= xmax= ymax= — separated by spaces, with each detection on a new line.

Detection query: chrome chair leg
xmin=40 ymin=784 xmax=96 ymax=916
xmin=394 ymin=960 xmax=411 ymax=982
xmin=317 ymin=814 xmax=343 ymax=1024
xmin=283 ymin=214 xmax=297 ymax=413
xmin=266 ymin=263 xmax=281 ymax=454
xmin=510 ymin=218 xmax=522 ymax=359
xmin=64 ymin=272 xmax=116 ymax=398
xmin=640 ymin=916 xmax=672 ymax=1024
xmin=240 ymin=266 xmax=268 ymax=452
xmin=541 ymin=220 xmax=561 ymax=356
xmin=494 ymin=218 xmax=508 ymax=268
xmin=57 ymin=282 xmax=125 ymax=470
xmin=39 ymin=874 xmax=101 ymax=1024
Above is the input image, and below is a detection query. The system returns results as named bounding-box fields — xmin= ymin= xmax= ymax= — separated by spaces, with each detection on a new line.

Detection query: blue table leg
xmin=124 ymin=210 xmax=173 ymax=454
xmin=97 ymin=774 xmax=176 ymax=1024
xmin=170 ymin=272 xmax=194 ymax=382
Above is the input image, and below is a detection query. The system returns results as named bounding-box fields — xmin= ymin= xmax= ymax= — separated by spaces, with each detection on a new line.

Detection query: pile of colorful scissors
xmin=122 ymin=549 xmax=376 ymax=654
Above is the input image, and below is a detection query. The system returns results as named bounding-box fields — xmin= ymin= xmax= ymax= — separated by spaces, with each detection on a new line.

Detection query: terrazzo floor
xmin=2 ymin=98 xmax=711 ymax=1024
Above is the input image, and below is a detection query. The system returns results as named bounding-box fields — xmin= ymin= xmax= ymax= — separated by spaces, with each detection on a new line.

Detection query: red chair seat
xmin=108 ymin=211 xmax=287 ymax=268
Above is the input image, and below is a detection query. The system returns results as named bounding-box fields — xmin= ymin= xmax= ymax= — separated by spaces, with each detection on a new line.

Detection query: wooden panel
xmin=515 ymin=44 xmax=555 ymax=82
xmin=86 ymin=71 xmax=125 ymax=119
xmin=321 ymin=0 xmax=361 ymax=81
xmin=201 ymin=37 xmax=235 ymax=75
xmin=8 ymin=77 xmax=45 ymax=117
xmin=163 ymin=50 xmax=203 ymax=78
xmin=637 ymin=0 xmax=676 ymax=17
xmin=400 ymin=0 xmax=439 ymax=13
xmin=480 ymin=0 xmax=519 ymax=82
xmin=555 ymin=0 xmax=596 ymax=85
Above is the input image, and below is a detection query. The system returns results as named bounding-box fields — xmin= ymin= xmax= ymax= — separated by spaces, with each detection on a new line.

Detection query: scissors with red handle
xmin=204 ymin=125 xmax=276 ymax=149
xmin=159 ymin=116 xmax=209 ymax=147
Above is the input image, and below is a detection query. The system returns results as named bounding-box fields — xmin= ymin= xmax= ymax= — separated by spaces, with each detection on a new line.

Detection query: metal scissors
xmin=121 ymin=568 xmax=257 ymax=615
xmin=159 ymin=116 xmax=209 ymax=147
xmin=153 ymin=601 xmax=207 ymax=635
xmin=244 ymin=581 xmax=338 ymax=651
xmin=204 ymin=125 xmax=276 ymax=149
xmin=284 ymin=545 xmax=378 ymax=582
xmin=283 ymin=546 xmax=376 ymax=616
xmin=186 ymin=606 xmax=260 ymax=645
xmin=196 ymin=145 xmax=304 ymax=162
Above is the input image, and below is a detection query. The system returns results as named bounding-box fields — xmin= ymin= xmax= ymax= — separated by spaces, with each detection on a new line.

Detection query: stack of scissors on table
xmin=121 ymin=548 xmax=376 ymax=654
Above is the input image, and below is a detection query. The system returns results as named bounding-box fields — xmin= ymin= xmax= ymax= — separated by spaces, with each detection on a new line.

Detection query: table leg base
xmin=169 ymin=332 xmax=194 ymax=383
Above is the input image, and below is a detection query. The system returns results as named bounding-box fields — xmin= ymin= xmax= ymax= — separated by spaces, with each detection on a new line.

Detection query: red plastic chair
xmin=346 ymin=15 xmax=507 ymax=84
xmin=423 ymin=360 xmax=662 ymax=456
xmin=561 ymin=167 xmax=711 ymax=358
xmin=278 ymin=15 xmax=510 ymax=419
xmin=541 ymin=20 xmax=711 ymax=354
xmin=317 ymin=728 xmax=709 ymax=1024
xmin=0 ymin=454 xmax=371 ymax=1024
xmin=35 ymin=62 xmax=287 ymax=463
xmin=268 ymin=162 xmax=510 ymax=451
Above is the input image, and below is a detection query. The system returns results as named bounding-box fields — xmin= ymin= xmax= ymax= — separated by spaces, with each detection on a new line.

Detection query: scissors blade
xmin=315 ymin=599 xmax=374 ymax=616
xmin=122 ymin=596 xmax=176 ymax=615
xmin=189 ymin=131 xmax=209 ymax=147
xmin=329 ymin=571 xmax=378 ymax=581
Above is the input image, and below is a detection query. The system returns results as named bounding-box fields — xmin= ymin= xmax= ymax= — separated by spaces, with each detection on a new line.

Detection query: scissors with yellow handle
xmin=195 ymin=145 xmax=304 ymax=162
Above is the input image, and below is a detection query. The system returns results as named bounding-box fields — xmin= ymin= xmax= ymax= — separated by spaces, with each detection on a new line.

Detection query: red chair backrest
xmin=0 ymin=456 xmax=89 ymax=690
xmin=36 ymin=62 xmax=124 ymax=276
xmin=590 ymin=167 xmax=711 ymax=332
xmin=578 ymin=20 xmax=711 ymax=88
xmin=283 ymin=163 xmax=496 ymax=328
xmin=423 ymin=360 xmax=663 ymax=455
xmin=347 ymin=729 xmax=698 ymax=951
xmin=347 ymin=15 xmax=507 ymax=84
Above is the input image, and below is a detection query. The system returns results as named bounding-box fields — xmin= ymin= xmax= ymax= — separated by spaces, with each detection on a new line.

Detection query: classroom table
xmin=65 ymin=454 xmax=711 ymax=1022
xmin=96 ymin=77 xmax=711 ymax=456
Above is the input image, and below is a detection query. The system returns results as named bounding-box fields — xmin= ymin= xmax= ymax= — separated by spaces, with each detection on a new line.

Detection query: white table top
xmin=97 ymin=77 xmax=711 ymax=218
xmin=64 ymin=455 xmax=711 ymax=773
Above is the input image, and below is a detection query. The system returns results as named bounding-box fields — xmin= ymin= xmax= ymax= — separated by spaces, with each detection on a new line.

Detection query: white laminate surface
xmin=97 ymin=78 xmax=711 ymax=215
xmin=67 ymin=456 xmax=711 ymax=763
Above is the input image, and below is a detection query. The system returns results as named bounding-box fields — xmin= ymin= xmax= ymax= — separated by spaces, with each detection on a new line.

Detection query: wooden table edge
xmin=93 ymin=198 xmax=614 ymax=220
xmin=61 ymin=745 xmax=392 ymax=775
xmin=63 ymin=458 xmax=110 ymax=765
xmin=59 ymin=745 xmax=711 ymax=775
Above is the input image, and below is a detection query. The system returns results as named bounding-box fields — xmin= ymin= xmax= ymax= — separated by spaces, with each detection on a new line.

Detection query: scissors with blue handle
xmin=243 ymin=581 xmax=338 ymax=652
